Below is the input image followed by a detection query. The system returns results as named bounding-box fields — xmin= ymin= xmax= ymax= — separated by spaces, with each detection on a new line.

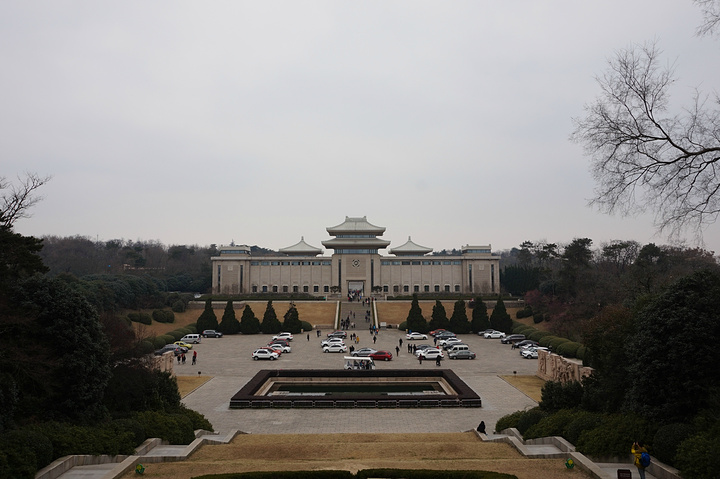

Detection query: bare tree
xmin=695 ymin=0 xmax=720 ymax=37
xmin=0 ymin=173 xmax=52 ymax=229
xmin=571 ymin=41 xmax=720 ymax=239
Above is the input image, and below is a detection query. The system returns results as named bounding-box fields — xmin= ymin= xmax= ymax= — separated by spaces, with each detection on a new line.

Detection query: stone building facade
xmin=211 ymin=216 xmax=500 ymax=297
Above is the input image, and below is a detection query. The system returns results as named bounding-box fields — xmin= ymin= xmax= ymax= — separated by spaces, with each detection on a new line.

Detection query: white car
xmin=267 ymin=343 xmax=291 ymax=354
xmin=484 ymin=330 xmax=506 ymax=339
xmin=272 ymin=332 xmax=294 ymax=341
xmin=323 ymin=343 xmax=348 ymax=353
xmin=416 ymin=348 xmax=444 ymax=359
xmin=521 ymin=346 xmax=549 ymax=358
xmin=321 ymin=337 xmax=345 ymax=347
xmin=406 ymin=332 xmax=428 ymax=340
xmin=252 ymin=349 xmax=279 ymax=360
xmin=439 ymin=337 xmax=463 ymax=348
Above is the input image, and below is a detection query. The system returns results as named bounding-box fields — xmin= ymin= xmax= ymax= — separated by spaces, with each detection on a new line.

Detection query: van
xmin=448 ymin=344 xmax=469 ymax=353
xmin=181 ymin=334 xmax=202 ymax=344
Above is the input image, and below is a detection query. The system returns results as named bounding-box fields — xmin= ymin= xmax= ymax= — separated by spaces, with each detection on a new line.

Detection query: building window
xmin=424 ymin=285 xmax=430 ymax=292
xmin=383 ymin=285 xmax=389 ymax=293
xmin=262 ymin=285 xmax=268 ymax=292
xmin=314 ymin=285 xmax=319 ymax=293
xmin=324 ymin=285 xmax=329 ymax=293
xmin=252 ymin=285 xmax=258 ymax=293
xmin=402 ymin=260 xmax=411 ymax=265
xmin=444 ymin=285 xmax=450 ymax=292
xmin=393 ymin=285 xmax=399 ymax=293
xmin=434 ymin=285 xmax=440 ymax=292
xmin=403 ymin=285 xmax=409 ymax=293
xmin=251 ymin=261 xmax=259 ymax=266
xmin=454 ymin=285 xmax=460 ymax=292
xmin=303 ymin=285 xmax=309 ymax=293
xmin=283 ymin=286 xmax=288 ymax=293
xmin=443 ymin=261 xmax=451 ymax=265
xmin=414 ymin=285 xmax=419 ymax=292
xmin=412 ymin=261 xmax=420 ymax=265
xmin=422 ymin=260 xmax=431 ymax=265
xmin=433 ymin=261 xmax=441 ymax=265
xmin=261 ymin=261 xmax=270 ymax=266
xmin=293 ymin=286 xmax=299 ymax=293
xmin=272 ymin=285 xmax=278 ymax=293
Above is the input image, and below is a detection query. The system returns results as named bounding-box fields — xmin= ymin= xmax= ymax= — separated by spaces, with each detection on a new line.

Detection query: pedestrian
xmin=435 ymin=356 xmax=441 ymax=366
xmin=181 ymin=353 xmax=186 ymax=364
xmin=418 ymin=355 xmax=423 ymax=364
xmin=632 ymin=441 xmax=649 ymax=479
xmin=395 ymin=345 xmax=400 ymax=356
xmin=399 ymin=338 xmax=403 ymax=347
xmin=476 ymin=421 xmax=486 ymax=434
xmin=307 ymin=333 xmax=310 ymax=341
xmin=373 ymin=335 xmax=377 ymax=344
xmin=192 ymin=350 xmax=197 ymax=365
xmin=177 ymin=353 xmax=181 ymax=364
xmin=408 ymin=343 xmax=412 ymax=353
xmin=317 ymin=330 xmax=321 ymax=337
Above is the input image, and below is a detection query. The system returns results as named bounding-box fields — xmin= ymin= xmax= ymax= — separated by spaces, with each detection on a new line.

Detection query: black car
xmin=327 ymin=331 xmax=347 ymax=338
xmin=513 ymin=340 xmax=538 ymax=350
xmin=202 ymin=329 xmax=223 ymax=338
xmin=501 ymin=334 xmax=526 ymax=344
xmin=154 ymin=344 xmax=186 ymax=356
xmin=434 ymin=331 xmax=456 ymax=340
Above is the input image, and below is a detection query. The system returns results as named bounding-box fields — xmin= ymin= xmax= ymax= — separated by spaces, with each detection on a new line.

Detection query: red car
xmin=370 ymin=350 xmax=393 ymax=361
xmin=429 ymin=329 xmax=447 ymax=337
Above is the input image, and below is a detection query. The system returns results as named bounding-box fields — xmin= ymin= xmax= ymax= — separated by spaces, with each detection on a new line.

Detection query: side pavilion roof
xmin=388 ymin=237 xmax=433 ymax=256
xmin=279 ymin=237 xmax=323 ymax=256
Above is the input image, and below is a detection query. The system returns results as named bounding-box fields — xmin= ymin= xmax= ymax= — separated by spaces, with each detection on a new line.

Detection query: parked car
xmin=351 ymin=347 xmax=377 ymax=357
xmin=202 ymin=330 xmax=223 ymax=338
xmin=252 ymin=349 xmax=279 ymax=360
xmin=174 ymin=341 xmax=193 ymax=350
xmin=478 ymin=329 xmax=495 ymax=336
xmin=267 ymin=343 xmax=291 ymax=353
xmin=323 ymin=343 xmax=348 ymax=353
xmin=439 ymin=337 xmax=463 ymax=348
xmin=434 ymin=331 xmax=456 ymax=340
xmin=448 ymin=350 xmax=476 ymax=360
xmin=521 ymin=347 xmax=549 ymax=359
xmin=406 ymin=332 xmax=428 ymax=340
xmin=484 ymin=330 xmax=506 ymax=339
xmin=154 ymin=344 xmax=186 ymax=356
xmin=513 ymin=340 xmax=538 ymax=350
xmin=327 ymin=331 xmax=347 ymax=338
xmin=501 ymin=334 xmax=526 ymax=344
xmin=416 ymin=348 xmax=444 ymax=359
xmin=429 ymin=329 xmax=447 ymax=337
xmin=321 ymin=337 xmax=345 ymax=347
xmin=272 ymin=332 xmax=294 ymax=341
xmin=370 ymin=350 xmax=393 ymax=361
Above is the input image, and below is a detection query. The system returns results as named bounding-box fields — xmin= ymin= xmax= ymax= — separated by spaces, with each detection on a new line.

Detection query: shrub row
xmin=150 ymin=324 xmax=198 ymax=349
xmin=194 ymin=470 xmax=514 ymax=479
xmin=152 ymin=309 xmax=175 ymax=323
xmin=0 ymin=407 xmax=212 ymax=479
xmin=128 ymin=312 xmax=152 ymax=325
xmin=510 ymin=321 xmax=585 ymax=360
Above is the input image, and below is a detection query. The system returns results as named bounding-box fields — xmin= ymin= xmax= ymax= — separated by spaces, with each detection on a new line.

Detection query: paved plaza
xmin=180 ymin=326 xmax=539 ymax=435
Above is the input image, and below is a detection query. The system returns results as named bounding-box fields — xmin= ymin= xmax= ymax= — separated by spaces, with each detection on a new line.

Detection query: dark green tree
xmin=428 ymin=300 xmax=449 ymax=331
xmin=449 ymin=299 xmax=470 ymax=333
xmin=239 ymin=304 xmax=261 ymax=334
xmin=282 ymin=304 xmax=303 ymax=333
xmin=470 ymin=297 xmax=491 ymax=333
xmin=624 ymin=269 xmax=720 ymax=422
xmin=490 ymin=296 xmax=512 ymax=334
xmin=260 ymin=300 xmax=282 ymax=334
xmin=218 ymin=300 xmax=240 ymax=335
xmin=406 ymin=294 xmax=428 ymax=333
xmin=196 ymin=298 xmax=218 ymax=333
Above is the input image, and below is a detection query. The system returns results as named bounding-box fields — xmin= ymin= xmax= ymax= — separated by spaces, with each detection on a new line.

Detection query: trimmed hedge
xmin=527 ymin=331 xmax=551 ymax=342
xmin=193 ymin=470 xmax=515 ymax=479
xmin=524 ymin=408 xmax=578 ymax=439
xmin=495 ymin=410 xmax=524 ymax=432
xmin=575 ymin=413 xmax=654 ymax=458
xmin=152 ymin=309 xmax=175 ymax=324
xmin=127 ymin=312 xmax=152 ymax=325
xmin=555 ymin=341 xmax=582 ymax=358
xmin=300 ymin=321 xmax=312 ymax=332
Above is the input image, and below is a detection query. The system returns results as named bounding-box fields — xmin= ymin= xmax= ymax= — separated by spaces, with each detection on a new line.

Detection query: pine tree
xmin=196 ymin=298 xmax=218 ymax=333
xmin=282 ymin=304 xmax=303 ymax=333
xmin=218 ymin=300 xmax=241 ymax=334
xmin=406 ymin=294 xmax=428 ymax=333
xmin=470 ymin=297 xmax=491 ymax=333
xmin=239 ymin=304 xmax=261 ymax=334
xmin=449 ymin=299 xmax=471 ymax=333
xmin=260 ymin=300 xmax=282 ymax=334
xmin=428 ymin=300 xmax=450 ymax=331
xmin=490 ymin=296 xmax=512 ymax=333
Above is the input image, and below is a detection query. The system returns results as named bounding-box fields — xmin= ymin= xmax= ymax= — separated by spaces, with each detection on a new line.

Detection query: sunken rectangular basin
xmin=229 ymin=369 xmax=481 ymax=408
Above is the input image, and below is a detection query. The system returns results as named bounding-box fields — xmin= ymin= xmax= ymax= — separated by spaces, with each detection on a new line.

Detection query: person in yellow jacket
xmin=632 ymin=441 xmax=649 ymax=479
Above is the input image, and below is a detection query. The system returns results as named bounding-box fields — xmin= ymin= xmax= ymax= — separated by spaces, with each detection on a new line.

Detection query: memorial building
xmin=211 ymin=216 xmax=500 ymax=297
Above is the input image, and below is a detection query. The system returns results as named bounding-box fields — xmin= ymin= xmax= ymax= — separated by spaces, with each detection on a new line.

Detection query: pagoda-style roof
xmin=389 ymin=236 xmax=433 ymax=256
xmin=321 ymin=237 xmax=391 ymax=249
xmin=279 ymin=237 xmax=323 ymax=256
xmin=326 ymin=216 xmax=386 ymax=235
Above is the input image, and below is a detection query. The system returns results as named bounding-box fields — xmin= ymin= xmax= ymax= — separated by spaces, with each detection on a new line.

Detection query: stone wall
xmin=537 ymin=350 xmax=592 ymax=383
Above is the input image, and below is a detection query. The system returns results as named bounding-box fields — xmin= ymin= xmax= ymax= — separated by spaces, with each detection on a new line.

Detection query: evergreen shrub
xmin=300 ymin=321 xmax=312 ymax=332
xmin=516 ymin=306 xmax=533 ymax=319
xmin=556 ymin=341 xmax=582 ymax=358
xmin=169 ymin=330 xmax=185 ymax=341
xmin=132 ymin=411 xmax=195 ymax=444
xmin=675 ymin=429 xmax=720 ymax=479
xmin=516 ymin=407 xmax=547 ymax=435
xmin=171 ymin=300 xmax=186 ymax=313
xmin=139 ymin=340 xmax=155 ymax=354
xmin=540 ymin=381 xmax=583 ymax=412
xmin=152 ymin=336 xmax=167 ymax=348
xmin=495 ymin=410 xmax=524 ymax=432
xmin=159 ymin=334 xmax=175 ymax=346
xmin=563 ymin=411 xmax=604 ymax=445
xmin=547 ymin=337 xmax=570 ymax=350
xmin=652 ymin=422 xmax=695 ymax=465
xmin=533 ymin=313 xmax=545 ymax=323
xmin=524 ymin=408 xmax=578 ymax=439
xmin=575 ymin=413 xmax=653 ymax=458
xmin=128 ymin=312 xmax=152 ymax=325
xmin=528 ymin=331 xmax=551 ymax=342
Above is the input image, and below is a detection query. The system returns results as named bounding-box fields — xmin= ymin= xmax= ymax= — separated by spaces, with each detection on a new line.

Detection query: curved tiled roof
xmin=389 ymin=236 xmax=433 ymax=256
xmin=326 ymin=216 xmax=386 ymax=235
xmin=279 ymin=237 xmax=323 ymax=256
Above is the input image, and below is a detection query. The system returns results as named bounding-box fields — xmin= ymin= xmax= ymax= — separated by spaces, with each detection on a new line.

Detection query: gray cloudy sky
xmin=3 ymin=1 xmax=720 ymax=255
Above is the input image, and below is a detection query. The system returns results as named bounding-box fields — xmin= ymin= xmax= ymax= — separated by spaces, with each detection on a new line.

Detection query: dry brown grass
xmin=500 ymin=375 xmax=545 ymax=402
xmin=120 ymin=432 xmax=590 ymax=479
xmin=177 ymin=375 xmax=212 ymax=398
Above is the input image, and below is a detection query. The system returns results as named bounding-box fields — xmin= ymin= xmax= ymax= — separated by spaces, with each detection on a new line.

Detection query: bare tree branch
xmin=695 ymin=0 xmax=720 ymax=37
xmin=0 ymin=173 xmax=52 ymax=230
xmin=571 ymin=41 xmax=720 ymax=240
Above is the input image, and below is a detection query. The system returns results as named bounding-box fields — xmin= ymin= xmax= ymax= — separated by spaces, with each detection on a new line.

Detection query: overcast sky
xmin=3 ymin=1 xmax=720 ymax=255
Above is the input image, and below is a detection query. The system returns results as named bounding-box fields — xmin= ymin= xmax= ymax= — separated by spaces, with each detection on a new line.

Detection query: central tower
xmin=322 ymin=216 xmax=390 ymax=297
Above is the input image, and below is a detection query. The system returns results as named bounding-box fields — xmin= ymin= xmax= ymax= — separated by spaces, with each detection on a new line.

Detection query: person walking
xmin=373 ymin=335 xmax=377 ymax=344
xmin=435 ymin=356 xmax=442 ymax=366
xmin=192 ymin=350 xmax=197 ymax=365
xmin=181 ymin=353 xmax=186 ymax=364
xmin=632 ymin=441 xmax=649 ymax=479
xmin=418 ymin=355 xmax=423 ymax=365
xmin=395 ymin=345 xmax=400 ymax=356
xmin=399 ymin=338 xmax=403 ymax=348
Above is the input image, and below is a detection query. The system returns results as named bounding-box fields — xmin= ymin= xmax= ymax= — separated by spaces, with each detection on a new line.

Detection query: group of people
xmin=176 ymin=350 xmax=197 ymax=365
